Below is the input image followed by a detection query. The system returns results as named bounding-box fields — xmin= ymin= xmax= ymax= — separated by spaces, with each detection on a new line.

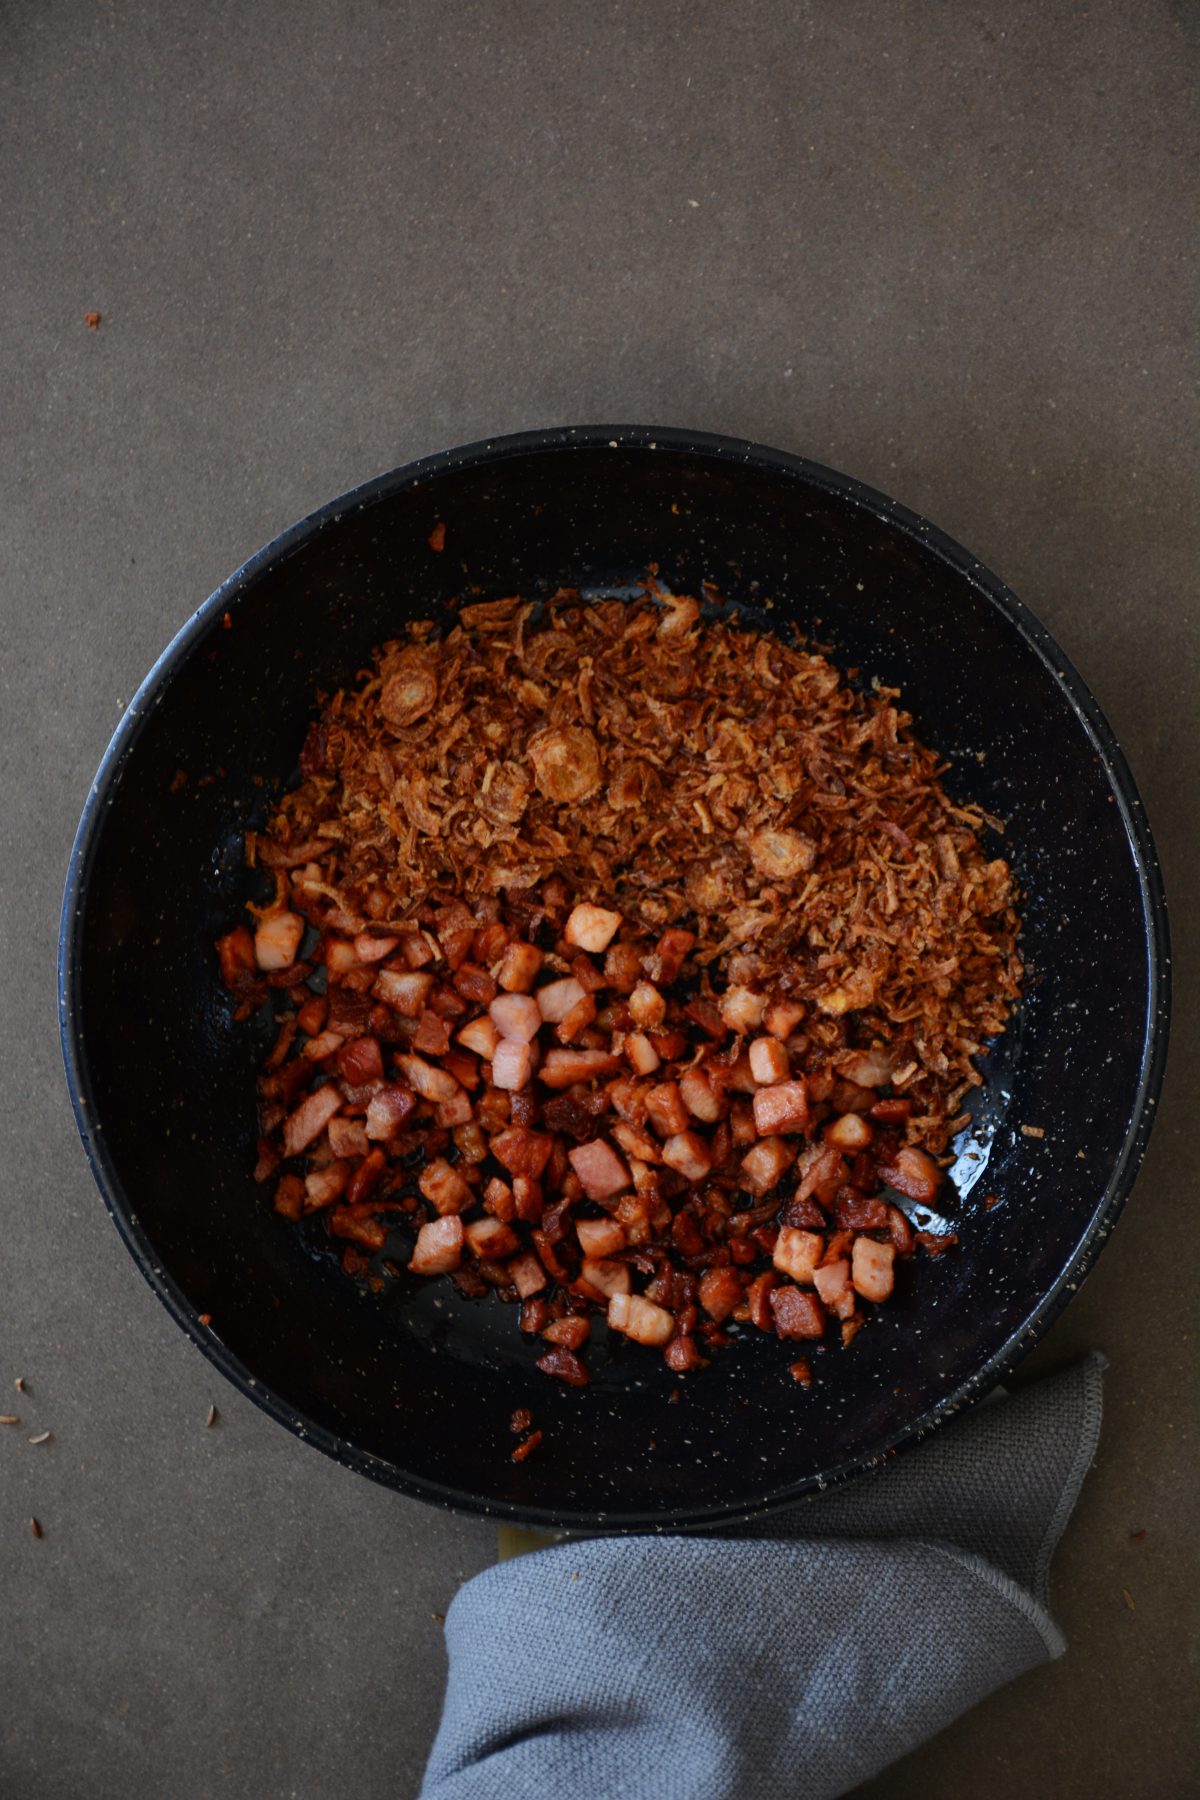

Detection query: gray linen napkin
xmin=420 ymin=1353 xmax=1104 ymax=1800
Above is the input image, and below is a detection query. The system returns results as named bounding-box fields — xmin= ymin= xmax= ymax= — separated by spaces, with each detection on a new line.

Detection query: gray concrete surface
xmin=2 ymin=2 xmax=1196 ymax=1795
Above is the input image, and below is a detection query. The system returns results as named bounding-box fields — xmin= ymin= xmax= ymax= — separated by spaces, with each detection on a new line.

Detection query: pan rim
xmin=57 ymin=423 xmax=1171 ymax=1530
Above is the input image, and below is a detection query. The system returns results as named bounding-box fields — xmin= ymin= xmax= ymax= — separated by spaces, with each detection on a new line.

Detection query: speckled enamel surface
xmin=58 ymin=427 xmax=1169 ymax=1529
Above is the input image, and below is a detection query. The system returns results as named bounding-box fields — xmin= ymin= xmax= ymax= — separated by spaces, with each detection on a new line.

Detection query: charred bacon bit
xmin=877 ymin=1145 xmax=943 ymax=1205
xmin=536 ymin=1346 xmax=590 ymax=1386
xmin=769 ymin=1285 xmax=826 ymax=1339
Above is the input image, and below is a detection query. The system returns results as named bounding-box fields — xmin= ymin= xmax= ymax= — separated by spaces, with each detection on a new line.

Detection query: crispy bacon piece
xmin=769 ymin=1285 xmax=826 ymax=1340
xmin=254 ymin=911 xmax=305 ymax=971
xmin=410 ymin=1215 xmax=464 ymax=1275
xmin=752 ymin=1080 xmax=810 ymax=1135
xmin=535 ymin=1345 xmax=590 ymax=1385
xmin=851 ymin=1237 xmax=896 ymax=1301
xmin=772 ymin=1226 xmax=823 ymax=1285
xmin=564 ymin=903 xmax=622 ymax=954
xmin=282 ymin=1084 xmax=342 ymax=1157
xmin=567 ymin=1139 xmax=630 ymax=1200
xmin=365 ymin=1084 xmax=417 ymax=1141
xmin=607 ymin=1292 xmax=673 ymax=1346
xmin=539 ymin=1048 xmax=622 ymax=1088
xmin=878 ymin=1145 xmax=943 ymax=1205
xmin=535 ymin=976 xmax=587 ymax=1023
xmin=738 ymin=1136 xmax=797 ymax=1196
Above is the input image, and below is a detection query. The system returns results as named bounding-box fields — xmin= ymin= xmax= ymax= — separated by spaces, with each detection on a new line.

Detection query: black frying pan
xmin=58 ymin=426 xmax=1169 ymax=1529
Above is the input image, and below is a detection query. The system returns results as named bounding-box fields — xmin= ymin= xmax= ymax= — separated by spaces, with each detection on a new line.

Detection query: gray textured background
xmin=2 ymin=2 xmax=1196 ymax=1796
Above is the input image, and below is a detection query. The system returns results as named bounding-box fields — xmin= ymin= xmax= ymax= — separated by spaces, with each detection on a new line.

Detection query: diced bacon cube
xmin=323 ymin=938 xmax=361 ymax=978
xmin=301 ymin=1029 xmax=345 ymax=1062
xmin=535 ymin=1346 xmax=590 ymax=1386
xmin=796 ymin=1142 xmax=848 ymax=1203
xmin=749 ymin=1037 xmax=790 ymax=1084
xmin=539 ymin=1048 xmax=623 ymax=1088
xmin=489 ymin=993 xmax=543 ymax=1043
xmin=409 ymin=1215 xmax=464 ymax=1276
xmin=365 ymin=1083 xmax=417 ymax=1141
xmin=568 ymin=1139 xmax=630 ymax=1200
xmin=664 ymin=1335 xmax=706 ymax=1373
xmin=824 ymin=1111 xmax=875 ymax=1151
xmin=628 ymin=982 xmax=666 ymax=1029
xmin=603 ymin=940 xmax=643 ymax=992
xmin=607 ymin=1291 xmax=673 ymax=1346
xmin=764 ymin=997 xmax=806 ymax=1040
xmin=456 ymin=1014 xmax=501 ymax=1059
xmin=576 ymin=1217 xmax=627 ymax=1258
xmin=496 ymin=941 xmax=544 ymax=993
xmin=542 ymin=1315 xmax=591 ymax=1350
xmin=417 ymin=1159 xmax=474 ymax=1216
xmin=327 ymin=1116 xmax=369 ymax=1159
xmin=434 ymin=1090 xmax=474 ymax=1128
xmin=491 ymin=1127 xmax=554 ymax=1180
xmin=661 ymin=1131 xmax=713 ymax=1183
xmin=720 ymin=986 xmax=766 ymax=1034
xmin=580 ymin=1257 xmax=632 ymax=1299
xmin=329 ymin=1206 xmax=387 ymax=1251
xmin=273 ymin=1173 xmax=305 ymax=1222
xmin=282 ymin=1084 xmax=342 ymax=1157
xmin=465 ymin=1216 xmax=520 ymax=1260
xmin=557 ymin=993 xmax=598 ymax=1044
xmin=564 ymin=903 xmax=623 ymax=953
xmin=611 ymin=1119 xmax=661 ymax=1163
xmin=412 ymin=1009 xmax=452 ymax=1055
xmin=813 ymin=1258 xmax=851 ymax=1308
xmin=852 ymin=1237 xmax=896 ymax=1302
xmin=336 ymin=1036 xmax=384 ymax=1085
xmin=254 ymin=911 xmax=305 ymax=971
xmin=492 ymin=1039 xmax=535 ymax=1091
xmin=346 ymin=1148 xmax=386 ymax=1205
xmin=396 ymin=1053 xmax=463 ymax=1103
xmin=877 ymin=1145 xmax=943 ymax=1205
xmin=738 ymin=1136 xmax=797 ymax=1196
xmin=645 ymin=1082 xmax=690 ymax=1137
xmin=680 ymin=1063 xmax=728 ymax=1124
xmin=773 ymin=1226 xmax=823 ymax=1285
xmin=643 ymin=927 xmax=696 ymax=985
xmin=483 ymin=1177 xmax=516 ymax=1221
xmin=353 ymin=932 xmax=400 ymax=964
xmin=508 ymin=1252 xmax=547 ymax=1298
xmin=769 ymin=1285 xmax=826 ymax=1340
xmin=625 ymin=1032 xmax=661 ymax=1075
xmin=400 ymin=931 xmax=438 ymax=969
xmin=752 ymin=1080 xmax=811 ymax=1135
xmin=373 ymin=968 xmax=435 ymax=1016
xmin=304 ymin=1162 xmax=349 ymax=1209
xmin=535 ymin=976 xmax=587 ymax=1022
xmin=699 ymin=1266 xmax=744 ymax=1323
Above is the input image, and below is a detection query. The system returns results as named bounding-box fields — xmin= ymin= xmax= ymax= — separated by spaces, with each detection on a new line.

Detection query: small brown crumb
xmin=428 ymin=521 xmax=446 ymax=552
xmin=430 ymin=1611 xmax=445 ymax=1624
xmin=222 ymin=611 xmax=233 ymax=630
xmin=668 ymin=1385 xmax=682 ymax=1404
xmin=0 ymin=1415 xmax=18 ymax=1426
xmin=789 ymin=1358 xmax=814 ymax=1387
xmin=14 ymin=1377 xmax=26 ymax=1393
xmin=1129 ymin=1528 xmax=1147 ymax=1543
xmin=169 ymin=768 xmax=188 ymax=793
xmin=1121 ymin=1587 xmax=1136 ymax=1613
xmin=84 ymin=310 xmax=101 ymax=329
xmin=198 ymin=1314 xmax=213 ymax=1327
xmin=1020 ymin=1124 xmax=1045 ymax=1139
xmin=30 ymin=1518 xmax=42 ymax=1539
xmin=511 ymin=1430 xmax=543 ymax=1463
xmin=27 ymin=1431 xmax=51 ymax=1446
xmin=509 ymin=1408 xmax=533 ymax=1435
xmin=983 ymin=1192 xmax=1000 ymax=1210
xmin=205 ymin=1404 xmax=218 ymax=1428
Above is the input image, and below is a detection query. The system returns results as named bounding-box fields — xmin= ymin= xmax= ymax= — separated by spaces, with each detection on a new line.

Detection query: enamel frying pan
xmin=58 ymin=426 xmax=1169 ymax=1529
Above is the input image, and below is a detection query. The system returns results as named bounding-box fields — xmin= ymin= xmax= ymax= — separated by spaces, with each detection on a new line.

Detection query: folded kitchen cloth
xmin=419 ymin=1353 xmax=1104 ymax=1800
